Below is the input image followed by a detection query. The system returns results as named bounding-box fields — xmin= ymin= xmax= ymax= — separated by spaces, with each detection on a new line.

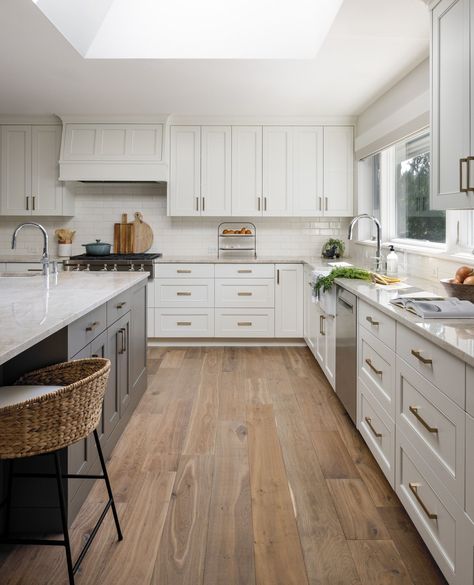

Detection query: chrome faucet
xmin=348 ymin=214 xmax=382 ymax=272
xmin=11 ymin=222 xmax=57 ymax=275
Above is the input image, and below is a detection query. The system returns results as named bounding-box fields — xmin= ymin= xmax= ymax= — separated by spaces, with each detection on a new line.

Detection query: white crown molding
xmin=58 ymin=114 xmax=170 ymax=124
xmin=167 ymin=114 xmax=357 ymax=126
xmin=0 ymin=114 xmax=61 ymax=125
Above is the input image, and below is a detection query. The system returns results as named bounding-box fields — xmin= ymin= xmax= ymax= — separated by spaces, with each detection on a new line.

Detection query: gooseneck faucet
xmin=11 ymin=222 xmax=57 ymax=275
xmin=348 ymin=214 xmax=382 ymax=272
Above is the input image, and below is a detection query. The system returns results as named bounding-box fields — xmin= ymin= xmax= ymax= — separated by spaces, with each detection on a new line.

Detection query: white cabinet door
xmin=323 ymin=126 xmax=354 ymax=216
xmin=324 ymin=313 xmax=336 ymax=388
xmin=431 ymin=0 xmax=472 ymax=209
xmin=262 ymin=127 xmax=292 ymax=216
xmin=304 ymin=267 xmax=314 ymax=349
xmin=201 ymin=126 xmax=231 ymax=216
xmin=31 ymin=126 xmax=63 ymax=215
xmin=314 ymin=303 xmax=325 ymax=366
xmin=231 ymin=126 xmax=263 ymax=216
xmin=292 ymin=127 xmax=324 ymax=216
xmin=169 ymin=126 xmax=201 ymax=216
xmin=275 ymin=264 xmax=303 ymax=338
xmin=1 ymin=126 xmax=31 ymax=216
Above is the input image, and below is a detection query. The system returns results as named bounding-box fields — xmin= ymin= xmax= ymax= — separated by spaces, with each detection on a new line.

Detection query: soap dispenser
xmin=386 ymin=245 xmax=398 ymax=276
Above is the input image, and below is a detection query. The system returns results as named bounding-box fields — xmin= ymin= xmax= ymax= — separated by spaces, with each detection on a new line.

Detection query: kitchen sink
xmin=0 ymin=272 xmax=41 ymax=277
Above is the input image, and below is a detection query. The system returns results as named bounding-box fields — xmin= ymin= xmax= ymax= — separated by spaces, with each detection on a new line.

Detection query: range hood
xmin=58 ymin=117 xmax=168 ymax=182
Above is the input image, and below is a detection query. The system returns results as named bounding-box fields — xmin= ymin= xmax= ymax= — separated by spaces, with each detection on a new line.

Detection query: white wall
xmin=355 ymin=58 xmax=429 ymax=159
xmin=0 ymin=183 xmax=349 ymax=258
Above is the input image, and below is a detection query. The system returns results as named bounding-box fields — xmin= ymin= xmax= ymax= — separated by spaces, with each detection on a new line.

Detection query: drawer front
xmin=358 ymin=300 xmax=396 ymax=350
xmin=155 ymin=308 xmax=214 ymax=337
xmin=397 ymin=324 xmax=465 ymax=408
xmin=215 ymin=278 xmax=274 ymax=308
xmin=215 ymin=309 xmax=275 ymax=337
xmin=68 ymin=304 xmax=107 ymax=357
xmin=467 ymin=366 xmax=474 ymax=418
xmin=215 ymin=264 xmax=274 ymax=278
xmin=106 ymin=289 xmax=132 ymax=325
xmin=396 ymin=431 xmax=458 ymax=581
xmin=155 ymin=263 xmax=214 ymax=278
xmin=358 ymin=378 xmax=395 ymax=486
xmin=466 ymin=413 xmax=474 ymax=523
xmin=359 ymin=326 xmax=396 ymax=419
xmin=155 ymin=278 xmax=214 ymax=308
xmin=396 ymin=357 xmax=465 ymax=506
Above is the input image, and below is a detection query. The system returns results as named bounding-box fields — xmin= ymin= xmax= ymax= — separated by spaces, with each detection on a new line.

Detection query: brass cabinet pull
xmin=277 ymin=269 xmax=280 ymax=285
xmin=409 ymin=406 xmax=438 ymax=433
xmin=319 ymin=197 xmax=322 ymax=211
xmin=366 ymin=316 xmax=380 ymax=326
xmin=468 ymin=156 xmax=474 ymax=192
xmin=86 ymin=321 xmax=99 ymax=332
xmin=177 ymin=269 xmax=192 ymax=274
xmin=195 ymin=196 xmax=199 ymax=212
xmin=202 ymin=196 xmax=205 ymax=212
xmin=325 ymin=196 xmax=328 ymax=211
xmin=460 ymin=158 xmax=469 ymax=193
xmin=264 ymin=197 xmax=267 ymax=211
xmin=365 ymin=417 xmax=382 ymax=438
xmin=238 ymin=321 xmax=252 ymax=326
xmin=411 ymin=349 xmax=432 ymax=365
xmin=238 ymin=292 xmax=253 ymax=296
xmin=177 ymin=321 xmax=191 ymax=326
xmin=238 ymin=269 xmax=252 ymax=273
xmin=177 ymin=291 xmax=192 ymax=296
xmin=365 ymin=358 xmax=382 ymax=376
xmin=257 ymin=197 xmax=261 ymax=211
xmin=409 ymin=482 xmax=438 ymax=520
xmin=26 ymin=196 xmax=29 ymax=211
xmin=320 ymin=314 xmax=326 ymax=336
xmin=116 ymin=301 xmax=127 ymax=309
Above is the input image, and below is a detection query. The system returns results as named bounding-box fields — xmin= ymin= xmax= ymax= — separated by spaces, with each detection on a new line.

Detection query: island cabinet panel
xmin=130 ymin=281 xmax=147 ymax=402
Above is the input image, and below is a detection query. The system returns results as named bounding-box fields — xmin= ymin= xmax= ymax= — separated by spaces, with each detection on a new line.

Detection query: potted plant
xmin=321 ymin=238 xmax=345 ymax=259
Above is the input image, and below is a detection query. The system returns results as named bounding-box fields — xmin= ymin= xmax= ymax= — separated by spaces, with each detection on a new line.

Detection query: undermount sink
xmin=0 ymin=272 xmax=41 ymax=277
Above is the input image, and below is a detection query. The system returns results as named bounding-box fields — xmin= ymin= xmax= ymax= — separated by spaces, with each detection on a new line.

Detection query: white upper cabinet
xmin=262 ymin=127 xmax=293 ymax=216
xmin=292 ymin=126 xmax=324 ymax=216
xmin=323 ymin=126 xmax=354 ymax=216
xmin=169 ymin=126 xmax=201 ymax=216
xmin=201 ymin=126 xmax=231 ymax=216
xmin=1 ymin=125 xmax=73 ymax=216
xmin=431 ymin=0 xmax=473 ymax=209
xmin=231 ymin=126 xmax=263 ymax=216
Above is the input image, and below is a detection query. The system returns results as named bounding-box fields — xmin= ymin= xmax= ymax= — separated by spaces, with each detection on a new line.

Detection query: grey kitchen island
xmin=0 ymin=271 xmax=148 ymax=532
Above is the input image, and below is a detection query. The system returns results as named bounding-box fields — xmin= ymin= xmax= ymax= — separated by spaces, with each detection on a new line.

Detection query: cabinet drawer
xmin=155 ymin=308 xmax=214 ymax=337
xmin=396 ymin=431 xmax=459 ymax=582
xmin=397 ymin=357 xmax=465 ymax=506
xmin=106 ymin=289 xmax=131 ymax=326
xmin=215 ymin=264 xmax=274 ymax=278
xmin=358 ymin=300 xmax=395 ymax=350
xmin=215 ymin=309 xmax=275 ymax=337
xmin=397 ymin=324 xmax=465 ymax=408
xmin=215 ymin=278 xmax=274 ymax=308
xmin=68 ymin=304 xmax=107 ymax=357
xmin=358 ymin=326 xmax=396 ymax=419
xmin=155 ymin=263 xmax=214 ymax=278
xmin=358 ymin=378 xmax=395 ymax=486
xmin=155 ymin=278 xmax=214 ymax=308
xmin=467 ymin=366 xmax=474 ymax=418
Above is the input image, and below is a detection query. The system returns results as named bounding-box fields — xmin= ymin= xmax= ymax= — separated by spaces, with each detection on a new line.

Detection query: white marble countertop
xmin=0 ymin=254 xmax=65 ymax=263
xmin=0 ymin=271 xmax=148 ymax=366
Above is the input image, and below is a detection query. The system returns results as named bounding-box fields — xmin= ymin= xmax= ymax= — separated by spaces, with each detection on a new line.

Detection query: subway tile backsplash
xmin=0 ymin=183 xmax=350 ymax=258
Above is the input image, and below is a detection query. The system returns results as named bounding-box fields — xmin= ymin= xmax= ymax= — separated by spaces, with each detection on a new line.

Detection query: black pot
xmin=82 ymin=239 xmax=112 ymax=256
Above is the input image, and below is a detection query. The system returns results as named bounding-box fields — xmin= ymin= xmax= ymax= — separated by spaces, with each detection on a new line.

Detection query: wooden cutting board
xmin=132 ymin=212 xmax=153 ymax=253
xmin=114 ymin=214 xmax=135 ymax=254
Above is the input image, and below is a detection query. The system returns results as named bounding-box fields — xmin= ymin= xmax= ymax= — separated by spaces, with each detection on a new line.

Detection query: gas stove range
xmin=64 ymin=253 xmax=161 ymax=278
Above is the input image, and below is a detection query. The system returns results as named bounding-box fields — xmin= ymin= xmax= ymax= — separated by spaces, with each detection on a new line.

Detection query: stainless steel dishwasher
xmin=335 ymin=286 xmax=357 ymax=423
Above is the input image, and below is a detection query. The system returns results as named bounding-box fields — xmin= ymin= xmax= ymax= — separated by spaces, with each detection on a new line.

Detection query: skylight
xmin=32 ymin=0 xmax=343 ymax=59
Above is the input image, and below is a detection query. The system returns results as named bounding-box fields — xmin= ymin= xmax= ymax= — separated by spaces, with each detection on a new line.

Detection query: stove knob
xmin=139 ymin=264 xmax=145 ymax=272
xmin=85 ymin=264 xmax=90 ymax=271
xmin=112 ymin=264 xmax=118 ymax=272
xmin=75 ymin=264 xmax=81 ymax=271
xmin=129 ymin=263 xmax=135 ymax=271
xmin=101 ymin=264 xmax=108 ymax=271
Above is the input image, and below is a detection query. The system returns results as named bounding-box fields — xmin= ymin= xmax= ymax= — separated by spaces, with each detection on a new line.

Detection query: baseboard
xmin=147 ymin=337 xmax=307 ymax=348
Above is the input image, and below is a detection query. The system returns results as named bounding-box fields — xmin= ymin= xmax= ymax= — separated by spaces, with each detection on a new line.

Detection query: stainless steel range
xmin=64 ymin=253 xmax=161 ymax=279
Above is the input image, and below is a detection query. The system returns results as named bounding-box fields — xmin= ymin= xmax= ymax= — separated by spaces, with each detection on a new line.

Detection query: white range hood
xmin=58 ymin=116 xmax=168 ymax=182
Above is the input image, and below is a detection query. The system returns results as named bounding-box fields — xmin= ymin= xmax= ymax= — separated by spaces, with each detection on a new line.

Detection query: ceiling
xmin=0 ymin=0 xmax=429 ymax=117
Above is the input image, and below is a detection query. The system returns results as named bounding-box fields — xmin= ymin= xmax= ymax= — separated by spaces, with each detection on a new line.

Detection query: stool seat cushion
xmin=0 ymin=385 xmax=63 ymax=410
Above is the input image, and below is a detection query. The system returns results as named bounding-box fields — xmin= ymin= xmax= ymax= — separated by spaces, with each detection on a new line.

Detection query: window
xmin=360 ymin=130 xmax=447 ymax=246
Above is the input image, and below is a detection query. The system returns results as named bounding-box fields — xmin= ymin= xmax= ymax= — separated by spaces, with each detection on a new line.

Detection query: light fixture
xmin=33 ymin=0 xmax=343 ymax=59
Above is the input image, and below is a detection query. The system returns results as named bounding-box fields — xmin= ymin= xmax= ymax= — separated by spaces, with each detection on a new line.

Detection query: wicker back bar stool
xmin=0 ymin=358 xmax=123 ymax=585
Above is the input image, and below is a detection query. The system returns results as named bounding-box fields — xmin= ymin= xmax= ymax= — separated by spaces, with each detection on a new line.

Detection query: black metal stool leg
xmin=53 ymin=452 xmax=75 ymax=585
xmin=93 ymin=430 xmax=123 ymax=541
xmin=4 ymin=459 xmax=14 ymax=535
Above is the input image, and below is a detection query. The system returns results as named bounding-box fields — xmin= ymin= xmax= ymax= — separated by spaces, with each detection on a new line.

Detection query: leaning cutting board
xmin=132 ymin=212 xmax=153 ymax=253
xmin=114 ymin=213 xmax=135 ymax=254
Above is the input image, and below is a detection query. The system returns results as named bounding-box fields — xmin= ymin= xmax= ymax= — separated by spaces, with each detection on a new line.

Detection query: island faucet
xmin=11 ymin=222 xmax=57 ymax=275
xmin=348 ymin=214 xmax=382 ymax=272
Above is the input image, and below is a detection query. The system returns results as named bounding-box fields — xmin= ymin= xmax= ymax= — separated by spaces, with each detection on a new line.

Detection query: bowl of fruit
xmin=440 ymin=265 xmax=474 ymax=302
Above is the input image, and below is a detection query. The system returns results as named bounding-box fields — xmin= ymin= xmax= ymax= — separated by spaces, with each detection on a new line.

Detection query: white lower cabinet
xmin=311 ymin=300 xmax=335 ymax=389
xmin=466 ymin=412 xmax=474 ymax=523
xmin=274 ymin=264 xmax=303 ymax=338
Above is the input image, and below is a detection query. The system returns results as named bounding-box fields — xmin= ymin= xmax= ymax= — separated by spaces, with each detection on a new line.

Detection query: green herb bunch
xmin=314 ymin=267 xmax=372 ymax=294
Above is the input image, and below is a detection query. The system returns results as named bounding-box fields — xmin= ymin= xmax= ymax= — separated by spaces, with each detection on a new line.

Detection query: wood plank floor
xmin=0 ymin=347 xmax=448 ymax=585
